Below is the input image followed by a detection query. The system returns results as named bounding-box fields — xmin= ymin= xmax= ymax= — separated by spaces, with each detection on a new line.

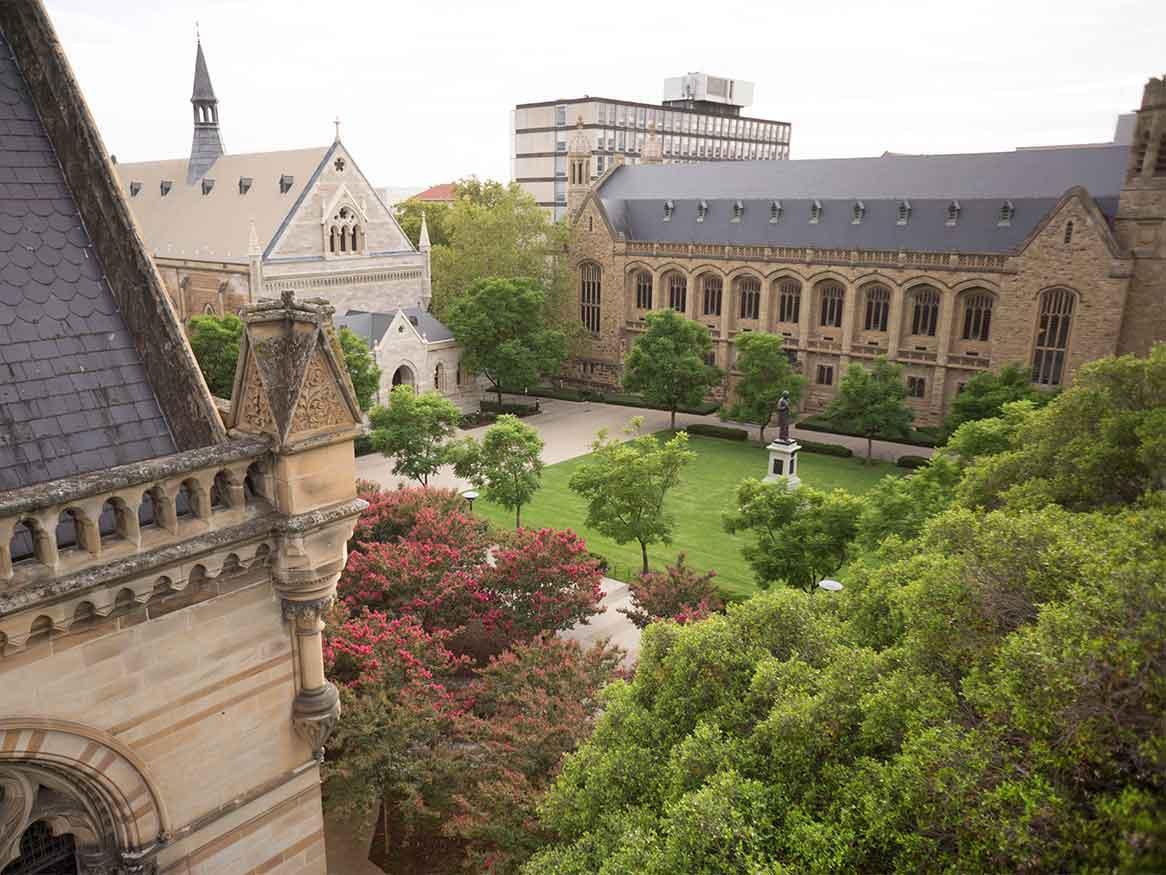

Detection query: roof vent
xmin=809 ymin=200 xmax=822 ymax=224
xmin=852 ymin=200 xmax=865 ymax=224
xmin=160 ymin=180 xmax=172 ymax=197
xmin=731 ymin=200 xmax=744 ymax=222
xmin=769 ymin=200 xmax=782 ymax=223
xmin=279 ymin=174 xmax=295 ymax=194
xmin=239 ymin=176 xmax=253 ymax=195
xmin=998 ymin=200 xmax=1015 ymax=227
xmin=946 ymin=200 xmax=961 ymax=227
xmin=129 ymin=181 xmax=141 ymax=197
xmin=697 ymin=199 xmax=708 ymax=223
xmin=663 ymin=199 xmax=674 ymax=222
xmin=201 ymin=178 xmax=215 ymax=195
xmin=408 ymin=315 xmax=419 ymax=326
xmin=897 ymin=200 xmax=912 ymax=225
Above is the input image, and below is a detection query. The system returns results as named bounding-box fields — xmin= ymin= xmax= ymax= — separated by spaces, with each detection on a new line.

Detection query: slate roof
xmin=191 ymin=40 xmax=217 ymax=102
xmin=116 ymin=147 xmax=330 ymax=263
xmin=0 ymin=29 xmax=176 ymax=491
xmin=597 ymin=144 xmax=1129 ymax=253
xmin=339 ymin=308 xmax=455 ymax=346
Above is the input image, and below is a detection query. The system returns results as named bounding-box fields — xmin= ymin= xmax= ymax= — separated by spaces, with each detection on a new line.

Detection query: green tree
xmin=720 ymin=333 xmax=806 ymax=443
xmin=825 ymin=357 xmax=913 ymax=463
xmin=369 ymin=385 xmax=461 ymax=486
xmin=428 ymin=178 xmax=569 ymax=320
xmin=723 ymin=479 xmax=863 ymax=592
xmin=623 ymin=309 xmax=721 ymax=429
xmin=944 ymin=362 xmax=1050 ymax=435
xmin=396 ymin=198 xmax=451 ymax=249
xmin=453 ymin=414 xmax=545 ymax=528
xmin=187 ymin=313 xmax=243 ymax=397
xmin=568 ymin=421 xmax=695 ymax=573
xmin=337 ymin=327 xmax=381 ymax=412
xmin=446 ymin=277 xmax=568 ymax=407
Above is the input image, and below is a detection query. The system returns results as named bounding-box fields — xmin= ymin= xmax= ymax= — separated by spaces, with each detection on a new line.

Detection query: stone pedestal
xmin=764 ymin=439 xmax=802 ymax=488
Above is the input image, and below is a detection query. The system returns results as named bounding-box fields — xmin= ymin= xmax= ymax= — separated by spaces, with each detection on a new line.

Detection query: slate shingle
xmin=0 ymin=29 xmax=176 ymax=489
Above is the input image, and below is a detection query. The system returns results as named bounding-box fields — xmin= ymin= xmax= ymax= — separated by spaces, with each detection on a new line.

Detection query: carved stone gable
xmin=291 ymin=348 xmax=354 ymax=433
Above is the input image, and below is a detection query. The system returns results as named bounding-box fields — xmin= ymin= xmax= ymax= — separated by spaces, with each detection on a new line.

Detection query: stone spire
xmin=418 ymin=211 xmax=431 ymax=251
xmin=188 ymin=38 xmax=224 ymax=183
xmin=642 ymin=120 xmax=663 ymax=165
xmin=567 ymin=116 xmax=592 ymax=219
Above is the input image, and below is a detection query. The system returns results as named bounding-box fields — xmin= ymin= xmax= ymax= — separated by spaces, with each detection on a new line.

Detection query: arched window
xmin=777 ymin=280 xmax=801 ymax=324
xmin=350 ymin=226 xmax=358 ymax=251
xmin=702 ymin=275 xmax=722 ymax=316
xmin=329 ymin=226 xmax=338 ymax=254
xmin=456 ymin=361 xmax=464 ymax=386
xmin=244 ymin=462 xmax=266 ymax=505
xmin=330 ymin=206 xmax=362 ymax=255
xmin=819 ymin=283 xmax=844 ymax=328
xmin=9 ymin=519 xmax=36 ymax=564
xmin=910 ymin=287 xmax=940 ymax=336
xmin=138 ymin=488 xmax=160 ymax=529
xmin=961 ymin=291 xmax=994 ymax=341
xmin=668 ymin=274 xmax=687 ymax=313
xmin=55 ymin=508 xmax=86 ymax=553
xmin=1063 ymin=221 xmax=1074 ymax=244
xmin=863 ymin=285 xmax=890 ymax=331
xmin=210 ymin=471 xmax=232 ymax=510
xmin=580 ymin=263 xmax=601 ymax=334
xmin=634 ymin=271 xmax=653 ymax=310
xmin=98 ymin=499 xmax=124 ymax=543
xmin=434 ymin=362 xmax=444 ymax=392
xmin=738 ymin=277 xmax=760 ymax=320
xmin=1032 ymin=288 xmax=1075 ymax=386
xmin=175 ymin=481 xmax=196 ymax=519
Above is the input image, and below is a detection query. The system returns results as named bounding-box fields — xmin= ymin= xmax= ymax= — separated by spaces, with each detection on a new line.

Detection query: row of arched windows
xmin=327 ymin=206 xmax=364 ymax=255
xmin=7 ymin=464 xmax=265 ymax=569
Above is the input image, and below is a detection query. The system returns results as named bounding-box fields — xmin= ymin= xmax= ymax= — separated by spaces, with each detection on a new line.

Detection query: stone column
xmin=228 ymin=291 xmax=365 ymax=759
xmin=758 ymin=278 xmax=772 ymax=333
xmin=840 ymin=280 xmax=857 ymax=353
xmin=885 ymin=284 xmax=904 ymax=361
xmin=798 ymin=284 xmax=812 ymax=350
xmin=935 ymin=290 xmax=955 ymax=365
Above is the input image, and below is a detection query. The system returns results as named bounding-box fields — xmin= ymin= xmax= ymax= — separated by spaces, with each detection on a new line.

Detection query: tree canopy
xmin=721 ymin=332 xmax=806 ymax=442
xmin=824 ymin=357 xmax=913 ymax=462
xmin=944 ymin=362 xmax=1051 ymax=435
xmin=568 ymin=422 xmax=694 ymax=573
xmin=368 ymin=385 xmax=461 ymax=485
xmin=446 ymin=277 xmax=567 ymax=405
xmin=337 ymin=326 xmax=382 ymax=411
xmin=622 ymin=309 xmax=721 ymax=429
xmin=453 ymin=414 xmax=545 ymax=528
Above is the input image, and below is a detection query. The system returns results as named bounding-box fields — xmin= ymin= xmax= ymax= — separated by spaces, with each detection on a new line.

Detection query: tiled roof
xmin=597 ymin=145 xmax=1129 ymax=253
xmin=411 ymin=183 xmax=456 ymax=203
xmin=0 ymin=29 xmax=175 ymax=491
xmin=338 ymin=308 xmax=455 ymax=345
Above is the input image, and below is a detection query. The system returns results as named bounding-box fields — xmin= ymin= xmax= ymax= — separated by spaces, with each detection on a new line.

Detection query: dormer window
xmin=769 ymin=200 xmax=783 ymax=223
xmin=201 ymin=178 xmax=215 ymax=195
xmin=129 ymin=181 xmax=141 ymax=197
xmin=697 ymin=200 xmax=708 ymax=223
xmin=160 ymin=180 xmax=172 ymax=196
xmin=852 ymin=200 xmax=865 ymax=224
xmin=897 ymin=200 xmax=911 ymax=225
xmin=731 ymin=200 xmax=744 ymax=222
xmin=998 ymin=200 xmax=1015 ymax=226
xmin=946 ymin=200 xmax=961 ymax=226
xmin=279 ymin=174 xmax=295 ymax=195
xmin=809 ymin=200 xmax=822 ymax=224
xmin=663 ymin=199 xmax=674 ymax=221
xmin=239 ymin=176 xmax=253 ymax=195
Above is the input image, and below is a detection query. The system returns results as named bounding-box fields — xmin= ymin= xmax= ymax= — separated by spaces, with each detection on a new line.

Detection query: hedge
xmin=686 ymin=423 xmax=749 ymax=441
xmin=479 ymin=400 xmax=540 ymax=417
xmin=797 ymin=439 xmax=853 ymax=458
xmin=797 ymin=415 xmax=940 ymax=448
xmin=896 ymin=454 xmax=931 ymax=470
xmin=501 ymin=384 xmax=720 ymax=416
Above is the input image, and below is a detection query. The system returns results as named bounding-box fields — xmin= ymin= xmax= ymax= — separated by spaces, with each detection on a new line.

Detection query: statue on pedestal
xmin=777 ymin=391 xmax=792 ymax=442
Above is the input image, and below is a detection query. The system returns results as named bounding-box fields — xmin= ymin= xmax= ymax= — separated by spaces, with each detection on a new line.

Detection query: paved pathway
xmin=561 ymin=577 xmax=641 ymax=666
xmin=355 ymin=396 xmax=931 ymax=491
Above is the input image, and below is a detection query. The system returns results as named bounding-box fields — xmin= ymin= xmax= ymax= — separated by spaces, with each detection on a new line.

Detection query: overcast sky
xmin=50 ymin=0 xmax=1163 ymax=189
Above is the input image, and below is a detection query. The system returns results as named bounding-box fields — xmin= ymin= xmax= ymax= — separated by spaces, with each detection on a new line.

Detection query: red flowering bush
xmin=351 ymin=484 xmax=468 ymax=546
xmin=619 ymin=552 xmax=723 ymax=629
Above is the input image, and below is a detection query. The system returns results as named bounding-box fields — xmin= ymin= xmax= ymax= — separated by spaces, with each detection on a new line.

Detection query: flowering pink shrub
xmin=619 ymin=552 xmax=723 ymax=629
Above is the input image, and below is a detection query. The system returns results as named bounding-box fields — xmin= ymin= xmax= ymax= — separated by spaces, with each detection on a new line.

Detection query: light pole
xmin=462 ymin=489 xmax=479 ymax=513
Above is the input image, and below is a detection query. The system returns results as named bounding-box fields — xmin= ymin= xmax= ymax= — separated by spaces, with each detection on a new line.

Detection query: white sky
xmin=50 ymin=0 xmax=1164 ymax=189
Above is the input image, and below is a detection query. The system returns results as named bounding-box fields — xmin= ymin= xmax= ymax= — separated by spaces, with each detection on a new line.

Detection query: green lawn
xmin=474 ymin=434 xmax=902 ymax=600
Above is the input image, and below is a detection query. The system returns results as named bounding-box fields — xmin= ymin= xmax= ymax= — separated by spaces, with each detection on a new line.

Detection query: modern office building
xmin=513 ymin=73 xmax=791 ymax=219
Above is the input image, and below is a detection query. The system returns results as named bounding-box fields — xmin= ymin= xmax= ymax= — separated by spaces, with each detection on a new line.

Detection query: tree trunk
xmin=496 ymin=385 xmax=504 ymax=407
xmin=670 ymin=407 xmax=677 ymax=430
xmin=866 ymin=435 xmax=873 ymax=465
xmin=759 ymin=421 xmax=766 ymax=444
xmin=515 ymin=504 xmax=521 ymax=529
xmin=640 ymin=540 xmax=649 ymax=575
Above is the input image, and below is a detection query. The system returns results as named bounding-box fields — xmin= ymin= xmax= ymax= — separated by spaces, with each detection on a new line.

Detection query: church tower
xmin=188 ymin=38 xmax=224 ymax=182
xmin=566 ymin=116 xmax=592 ymax=219
xmin=1116 ymin=75 xmax=1166 ymax=356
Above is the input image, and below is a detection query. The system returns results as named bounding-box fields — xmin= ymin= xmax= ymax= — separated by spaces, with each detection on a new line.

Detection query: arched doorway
xmin=391 ymin=365 xmax=415 ymax=388
xmin=2 ymin=819 xmax=78 ymax=875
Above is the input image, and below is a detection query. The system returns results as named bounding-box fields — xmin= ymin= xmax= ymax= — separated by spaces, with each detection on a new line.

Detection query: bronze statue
xmin=777 ymin=390 xmax=792 ymax=442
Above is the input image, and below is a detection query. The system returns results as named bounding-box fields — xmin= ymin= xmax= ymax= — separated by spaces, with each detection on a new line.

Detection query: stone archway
xmin=0 ymin=720 xmax=169 ymax=874
xmin=391 ymin=365 xmax=415 ymax=388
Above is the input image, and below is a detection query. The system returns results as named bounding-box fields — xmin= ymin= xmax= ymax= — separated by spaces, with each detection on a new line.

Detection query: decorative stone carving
xmin=280 ymin=595 xmax=334 ymax=623
xmin=291 ymin=682 xmax=341 ymax=760
xmin=291 ymin=349 xmax=353 ymax=432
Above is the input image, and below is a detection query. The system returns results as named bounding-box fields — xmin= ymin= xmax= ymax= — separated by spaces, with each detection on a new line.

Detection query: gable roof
xmin=116 ymin=146 xmax=329 ymax=263
xmin=596 ymin=144 xmax=1129 ymax=253
xmin=411 ymin=183 xmax=456 ymax=203
xmin=0 ymin=20 xmax=181 ymax=490
xmin=338 ymin=308 xmax=455 ymax=346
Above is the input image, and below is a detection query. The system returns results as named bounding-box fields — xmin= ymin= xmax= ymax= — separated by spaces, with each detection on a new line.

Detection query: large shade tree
xmin=369 ymin=385 xmax=461 ymax=485
xmin=721 ymin=332 xmax=806 ymax=442
xmin=622 ymin=309 xmax=721 ymax=429
xmin=824 ymin=356 xmax=913 ymax=463
xmin=453 ymin=414 xmax=545 ymax=528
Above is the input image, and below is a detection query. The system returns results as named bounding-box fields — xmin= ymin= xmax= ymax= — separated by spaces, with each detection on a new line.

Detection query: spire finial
xmin=418 ymin=211 xmax=431 ymax=251
xmin=333 ymin=116 xmax=341 ymax=142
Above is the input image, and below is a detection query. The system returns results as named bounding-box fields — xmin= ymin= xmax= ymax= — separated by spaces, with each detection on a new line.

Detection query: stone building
xmin=115 ymin=40 xmax=431 ymax=323
xmin=337 ymin=308 xmax=482 ymax=410
xmin=563 ymin=77 xmax=1166 ymax=424
xmin=0 ymin=3 xmax=362 ymax=871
